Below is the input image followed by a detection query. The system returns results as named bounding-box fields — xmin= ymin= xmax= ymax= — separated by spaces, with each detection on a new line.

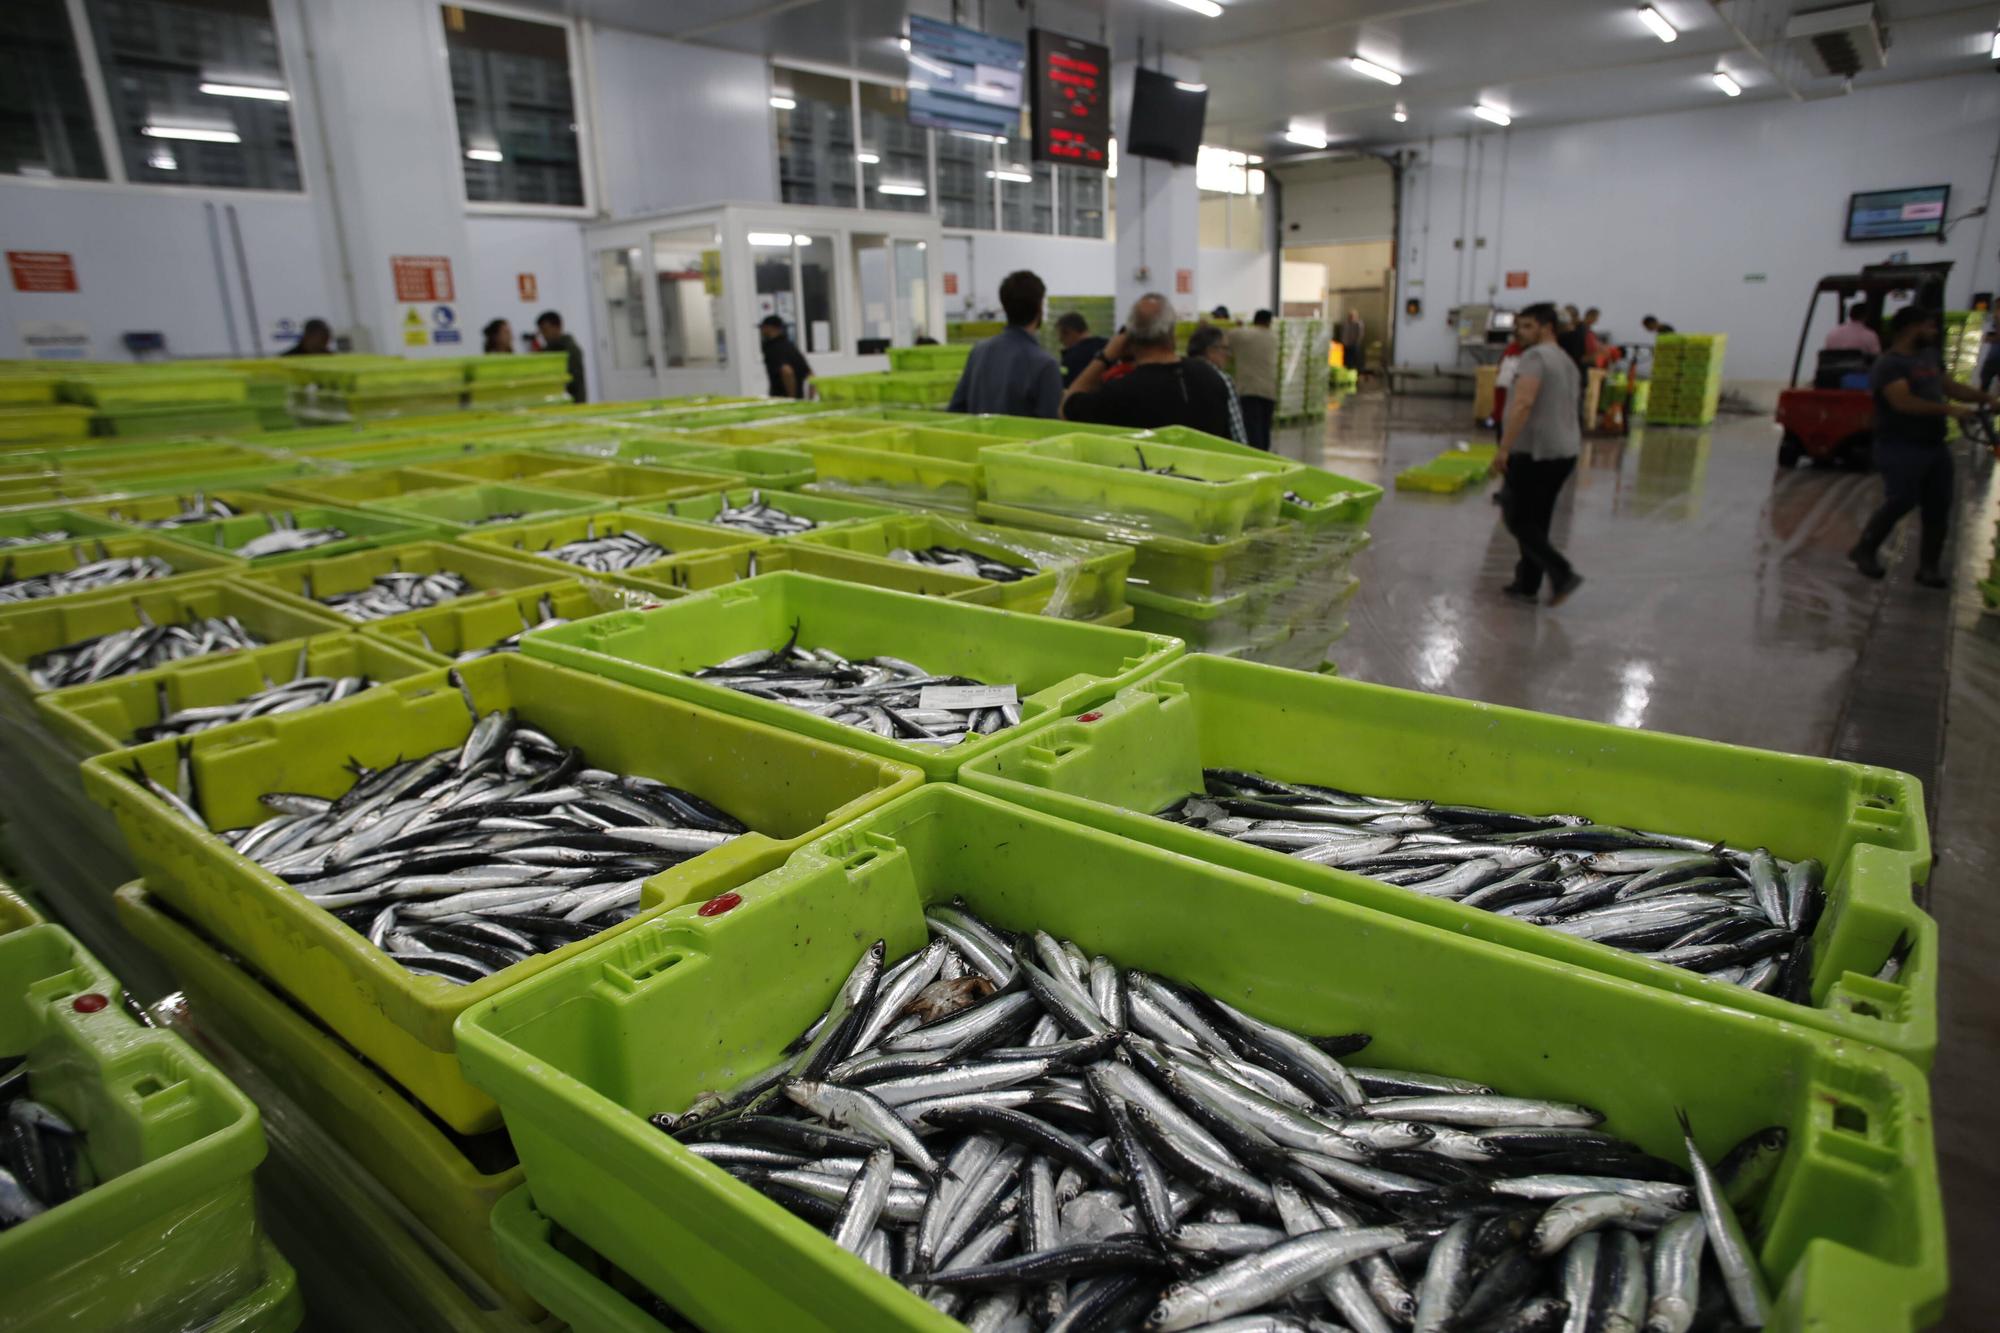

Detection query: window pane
xmin=598 ymin=246 xmax=651 ymax=372
xmin=1059 ymin=165 xmax=1105 ymax=238
xmin=893 ymin=239 xmax=930 ymax=344
xmin=442 ymin=6 xmax=582 ymax=206
xmin=935 ymin=134 xmax=990 ymax=229
xmin=796 ymin=234 xmax=837 ymax=354
xmin=1000 ymin=160 xmax=1052 ymax=234
xmin=857 ymin=80 xmax=926 ymax=213
xmin=1 ymin=1 xmax=107 ymax=180
xmin=652 ymin=226 xmax=725 ymax=369
xmin=84 ymin=0 xmax=299 ymax=190
xmin=853 ymin=234 xmax=891 ymax=348
xmin=774 ymin=67 xmax=854 ymax=208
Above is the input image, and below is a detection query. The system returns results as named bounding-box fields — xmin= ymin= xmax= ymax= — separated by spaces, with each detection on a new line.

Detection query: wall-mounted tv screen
xmin=1125 ymin=67 xmax=1205 ymax=167
xmin=1846 ymin=185 xmax=1950 ymax=243
xmin=906 ymin=15 xmax=1024 ymax=140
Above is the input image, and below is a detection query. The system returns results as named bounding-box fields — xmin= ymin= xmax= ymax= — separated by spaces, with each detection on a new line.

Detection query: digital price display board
xmin=1845 ymin=185 xmax=1950 ymax=243
xmin=907 ymin=15 xmax=1024 ymax=139
xmin=1029 ymin=29 xmax=1111 ymax=169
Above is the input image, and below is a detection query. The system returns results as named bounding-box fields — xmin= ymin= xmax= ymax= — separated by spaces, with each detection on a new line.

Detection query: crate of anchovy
xmin=234 ymin=540 xmax=580 ymax=629
xmin=357 ymin=481 xmax=610 ymax=532
xmin=980 ymin=435 xmax=1304 ymax=543
xmin=647 ymin=487 xmax=904 ymax=539
xmin=794 ymin=427 xmax=994 ymax=513
xmin=603 ymin=541 xmax=996 ymax=604
xmin=263 ymin=466 xmax=464 ymax=510
xmin=461 ymin=511 xmax=766 ymax=595
xmin=0 ymin=923 xmax=280 ymax=1333
xmin=519 ymin=571 xmax=1183 ymax=782
xmin=159 ymin=503 xmax=440 ymax=567
xmin=0 ymin=578 xmax=355 ymax=699
xmin=361 ymin=581 xmax=634 ymax=664
xmin=958 ymin=652 xmax=1937 ymax=1067
xmin=60 ymin=489 xmax=302 ymax=531
xmin=112 ymin=884 xmax=540 ymax=1316
xmin=791 ymin=512 xmax=1133 ymax=621
xmin=0 ymin=507 xmax=150 ymax=549
xmin=528 ymin=462 xmax=744 ymax=507
xmin=454 ymin=782 xmax=1945 ymax=1333
xmin=0 ymin=534 xmax=238 ymax=608
xmin=37 ymin=631 xmax=436 ymax=755
xmin=80 ymin=653 xmax=927 ymax=1133
xmin=410 ymin=450 xmax=621 ymax=488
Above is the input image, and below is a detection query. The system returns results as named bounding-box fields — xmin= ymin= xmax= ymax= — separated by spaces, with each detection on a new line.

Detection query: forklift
xmin=1773 ymin=261 xmax=1952 ymax=468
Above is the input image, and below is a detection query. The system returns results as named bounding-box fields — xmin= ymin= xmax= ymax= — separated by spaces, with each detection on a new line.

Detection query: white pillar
xmin=1112 ymin=58 xmax=1202 ymax=324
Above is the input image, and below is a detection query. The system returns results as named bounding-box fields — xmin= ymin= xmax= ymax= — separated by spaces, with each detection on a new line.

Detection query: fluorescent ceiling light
xmin=748 ymin=232 xmax=811 ymax=246
xmin=1284 ymin=126 xmax=1329 ymax=149
xmin=1349 ymin=56 xmax=1403 ymax=85
xmin=988 ymin=168 xmax=1034 ymax=183
xmin=465 ymin=147 xmax=503 ymax=162
xmin=1638 ymin=6 xmax=1677 ymax=43
xmin=1159 ymin=0 xmax=1224 ymax=16
xmin=1712 ymin=70 xmax=1742 ymax=96
xmin=876 ymin=181 xmax=928 ymax=196
xmin=1246 ymin=154 xmax=1262 ymax=164
xmin=1175 ymin=81 xmax=1207 ymax=92
xmin=898 ymin=36 xmax=911 ymax=51
xmin=1393 ymin=107 xmax=1409 ymax=122
xmin=141 ymin=125 xmax=241 ymax=143
xmin=1473 ymin=104 xmax=1512 ymax=125
xmin=769 ymin=95 xmax=796 ymax=110
xmin=856 ymin=151 xmax=881 ymax=164
xmin=199 ymin=81 xmax=290 ymax=102
xmin=147 ymin=151 xmax=178 ymax=170
xmin=908 ymin=53 xmax=953 ymax=78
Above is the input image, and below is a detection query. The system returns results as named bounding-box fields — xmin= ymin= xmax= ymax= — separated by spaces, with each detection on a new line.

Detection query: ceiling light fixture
xmin=747 ymin=232 xmax=796 ymax=246
xmin=1473 ymin=103 xmax=1512 ymax=125
xmin=147 ymin=151 xmax=178 ymax=170
xmin=1159 ymin=0 xmax=1224 ymax=16
xmin=1638 ymin=6 xmax=1678 ymax=43
xmin=1348 ymin=56 xmax=1403 ymax=85
xmin=140 ymin=125 xmax=241 ymax=143
xmin=1175 ymin=81 xmax=1208 ymax=93
xmin=856 ymin=151 xmax=881 ymax=164
xmin=1712 ymin=70 xmax=1742 ymax=96
xmin=199 ymin=82 xmax=290 ymax=102
xmin=876 ymin=181 xmax=928 ymax=196
xmin=1284 ymin=126 xmax=1329 ymax=149
xmin=1394 ymin=106 xmax=1409 ymax=122
xmin=465 ymin=147 xmax=503 ymax=162
xmin=898 ymin=36 xmax=911 ymax=51
xmin=769 ymin=95 xmax=796 ymax=110
xmin=988 ymin=167 xmax=1035 ymax=183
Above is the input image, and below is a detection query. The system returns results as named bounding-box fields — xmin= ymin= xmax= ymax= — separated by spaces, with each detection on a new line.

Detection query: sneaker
xmin=1500 ymin=583 xmax=1538 ymax=603
xmin=1915 ymin=567 xmax=1949 ymax=589
xmin=1848 ymin=545 xmax=1886 ymax=580
xmin=1549 ymin=572 xmax=1585 ymax=606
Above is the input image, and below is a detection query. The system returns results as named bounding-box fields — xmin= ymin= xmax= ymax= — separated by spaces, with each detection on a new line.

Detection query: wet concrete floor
xmin=1280 ymin=393 xmax=1994 ymax=1328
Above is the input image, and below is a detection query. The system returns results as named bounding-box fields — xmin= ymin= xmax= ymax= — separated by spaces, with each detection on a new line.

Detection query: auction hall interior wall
xmin=1388 ymin=73 xmax=2000 ymax=384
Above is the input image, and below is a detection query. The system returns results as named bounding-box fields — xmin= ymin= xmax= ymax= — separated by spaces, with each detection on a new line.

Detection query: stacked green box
xmin=884 ymin=343 xmax=971 ymax=373
xmin=794 ymin=425 xmax=992 ymax=512
xmin=462 ymin=351 xmax=572 ymax=409
xmin=1276 ymin=316 xmax=1329 ymax=421
xmin=1942 ymin=312 xmax=1982 ymax=443
xmin=490 ymin=1187 xmax=677 ymax=1333
xmin=945 ymin=319 xmax=1004 ymax=344
xmin=1647 ymin=332 xmax=1727 ymax=426
xmin=0 ymin=405 xmax=99 ymax=442
xmin=283 ymin=355 xmax=466 ymax=422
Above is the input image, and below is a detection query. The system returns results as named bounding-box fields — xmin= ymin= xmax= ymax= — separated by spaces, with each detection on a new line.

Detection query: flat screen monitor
xmin=1846 ymin=185 xmax=1949 ymax=243
xmin=1125 ymin=67 xmax=1205 ymax=167
xmin=907 ymin=15 xmax=1024 ymax=140
xmin=1029 ymin=29 xmax=1110 ymax=169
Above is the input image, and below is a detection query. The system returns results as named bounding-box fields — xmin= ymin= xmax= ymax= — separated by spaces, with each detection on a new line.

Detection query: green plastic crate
xmin=460 ymin=510 xmax=764 ymax=590
xmin=668 ymin=444 xmax=816 ymax=490
xmin=364 ymin=482 xmax=612 ymax=532
xmin=0 ymin=507 xmax=133 ymax=546
xmin=491 ymin=1187 xmax=672 ymax=1333
xmin=977 ymin=497 xmax=1292 ymax=603
xmin=943 ymin=413 xmax=1132 ymax=440
xmin=59 ymin=372 xmax=251 ymax=409
xmin=647 ymin=486 xmax=902 ymax=536
xmin=104 ymin=462 xmax=327 ymax=499
xmin=162 ymin=504 xmax=439 ymax=566
xmin=0 ymin=578 xmax=354 ymax=697
xmin=670 ymin=425 xmax=807 ymax=449
xmin=81 ymin=653 xmax=927 ymax=1133
xmin=1134 ymin=426 xmax=1384 ymax=530
xmin=0 ymin=405 xmax=97 ymax=442
xmin=112 ymin=885 xmax=539 ymax=1317
xmin=235 ymin=540 xmax=578 ymax=626
xmin=413 ymin=451 xmax=602 ymax=486
xmin=37 ymin=631 xmax=436 ymax=755
xmin=794 ymin=427 xmax=994 ymax=512
xmin=0 ymin=533 xmax=237 ymax=602
xmin=465 ymin=352 xmax=570 ymax=384
xmin=794 ymin=511 xmax=1133 ymax=619
xmin=0 ymin=481 xmax=104 ymax=511
xmin=362 ymin=581 xmax=636 ymax=663
xmin=959 ymin=653 xmax=1938 ymax=1066
xmin=532 ymin=462 xmax=740 ymax=506
xmin=710 ymin=542 xmax=995 ymax=601
xmin=61 ymin=489 xmax=300 ymax=529
xmin=0 ymin=924 xmax=269 ymax=1333
xmin=291 ymin=437 xmax=501 ymax=469
xmin=980 ymin=434 xmax=1303 ymax=541
xmin=92 ymin=405 xmax=262 ymax=439
xmin=885 ymin=343 xmax=971 ymax=373
xmin=519 ymin=571 xmax=1184 ymax=780
xmin=0 ymin=884 xmax=41 ymax=933
xmin=59 ymin=443 xmax=274 ymax=477
xmin=455 ymin=783 xmax=1946 ymax=1333
xmin=198 ymin=1235 xmax=303 ymax=1332
xmin=261 ymin=467 xmax=463 ymax=508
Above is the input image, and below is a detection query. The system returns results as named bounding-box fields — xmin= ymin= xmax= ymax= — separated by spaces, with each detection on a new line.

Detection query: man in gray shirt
xmin=1491 ymin=301 xmax=1584 ymax=604
xmin=947 ymin=270 xmax=1063 ymax=418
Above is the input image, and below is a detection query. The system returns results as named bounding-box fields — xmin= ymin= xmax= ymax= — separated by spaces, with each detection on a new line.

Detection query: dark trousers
xmin=1856 ymin=440 xmax=1953 ymax=572
xmin=1501 ymin=456 xmax=1577 ymax=593
xmin=1240 ymin=395 xmax=1275 ymax=450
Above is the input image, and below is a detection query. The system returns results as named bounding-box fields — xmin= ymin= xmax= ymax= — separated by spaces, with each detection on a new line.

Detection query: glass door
xmin=592 ymin=243 xmax=657 ymax=403
xmin=651 ymin=223 xmax=733 ymax=397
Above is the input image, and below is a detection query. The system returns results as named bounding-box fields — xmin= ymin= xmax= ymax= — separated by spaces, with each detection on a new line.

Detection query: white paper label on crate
xmin=921 ymin=684 xmax=1018 ymax=711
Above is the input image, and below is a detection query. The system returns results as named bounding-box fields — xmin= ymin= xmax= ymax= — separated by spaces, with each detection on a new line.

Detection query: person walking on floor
xmin=947 ymin=270 xmax=1063 ymax=417
xmin=1492 ymin=302 xmax=1585 ymax=605
xmin=1849 ymin=306 xmax=1999 ymax=587
xmin=1340 ymin=309 xmax=1365 ymax=375
xmin=1225 ymin=310 xmax=1279 ymax=449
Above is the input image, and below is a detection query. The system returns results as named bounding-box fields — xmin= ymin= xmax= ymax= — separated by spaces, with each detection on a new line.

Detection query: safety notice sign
xmin=1504 ymin=271 xmax=1529 ymax=289
xmin=391 ymin=255 xmax=454 ymax=303
xmin=9 ymin=252 xmax=78 ymax=293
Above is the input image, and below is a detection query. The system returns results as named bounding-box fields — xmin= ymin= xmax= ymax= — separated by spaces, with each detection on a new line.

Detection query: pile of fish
xmin=0 ymin=529 xmax=72 ymax=550
xmin=410 ymin=593 xmax=572 ymax=661
xmin=29 ymin=613 xmax=263 ymax=689
xmin=539 ymin=528 xmax=671 ymax=573
xmin=471 ymin=511 xmax=528 ymax=527
xmin=889 ymin=546 xmax=1036 ymax=584
xmin=663 ymin=909 xmax=1782 ymax=1332
xmin=692 ymin=639 xmax=1020 ymax=746
xmin=1128 ymin=449 xmax=1223 ymax=484
xmin=707 ymin=492 xmax=822 ymax=537
xmin=137 ymin=672 xmax=374 ymax=741
xmin=0 ymin=553 xmax=177 ymax=604
xmin=1159 ymin=770 xmax=1832 ymax=997
xmin=134 ymin=696 xmax=750 ymax=983
xmin=0 ymin=1057 xmax=92 ymax=1231
xmin=314 ymin=570 xmax=473 ymax=622
xmin=234 ymin=512 xmax=351 ymax=560
xmin=121 ymin=495 xmax=241 ymax=530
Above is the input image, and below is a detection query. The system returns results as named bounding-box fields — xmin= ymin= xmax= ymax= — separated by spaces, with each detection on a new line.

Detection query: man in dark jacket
xmin=948 ymin=270 xmax=1062 ymax=417
xmin=759 ymin=316 xmax=813 ymax=398
xmin=535 ymin=310 xmax=587 ymax=403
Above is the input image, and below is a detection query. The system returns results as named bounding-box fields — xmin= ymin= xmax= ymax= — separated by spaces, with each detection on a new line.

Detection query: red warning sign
xmin=8 ymin=251 xmax=77 ymax=293
xmin=391 ymin=255 xmax=454 ymax=303
xmin=1175 ymin=268 xmax=1192 ymax=295
xmin=1505 ymin=270 xmax=1529 ymax=289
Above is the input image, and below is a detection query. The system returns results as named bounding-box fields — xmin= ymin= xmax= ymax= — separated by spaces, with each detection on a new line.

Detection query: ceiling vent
xmin=1784 ymin=3 xmax=1888 ymax=78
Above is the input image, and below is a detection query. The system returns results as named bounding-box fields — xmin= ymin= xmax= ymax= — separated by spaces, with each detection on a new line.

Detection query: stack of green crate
xmin=284 ymin=355 xmax=465 ymax=422
xmin=811 ymin=371 xmax=961 ymax=407
xmin=59 ymin=368 xmax=259 ymax=438
xmin=1647 ymin=333 xmax=1727 ymax=426
xmin=945 ymin=320 xmax=1004 ymax=344
xmin=884 ymin=344 xmax=971 ymax=374
xmin=1942 ymin=312 xmax=1982 ymax=443
xmin=462 ymin=352 xmax=573 ymax=409
xmin=1276 ymin=317 xmax=1329 ymax=422
xmin=219 ymin=361 xmax=296 ymax=430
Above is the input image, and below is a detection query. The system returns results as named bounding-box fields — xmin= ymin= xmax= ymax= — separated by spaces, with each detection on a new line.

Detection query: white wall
xmin=1392 ymin=75 xmax=2000 ymax=380
xmin=1198 ymin=248 xmax=1272 ymax=318
xmin=1273 ymin=157 xmax=1394 ymax=246
xmin=953 ymin=233 xmax=1113 ymax=316
xmin=588 ymin=27 xmax=776 ymax=217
